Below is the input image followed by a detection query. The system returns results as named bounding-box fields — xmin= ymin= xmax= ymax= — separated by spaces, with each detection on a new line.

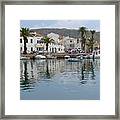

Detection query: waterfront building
xmin=20 ymin=36 xmax=38 ymax=53
xmin=47 ymin=32 xmax=59 ymax=44
xmin=47 ymin=33 xmax=65 ymax=53
xmin=63 ymin=36 xmax=81 ymax=51
xmin=20 ymin=32 xmax=65 ymax=54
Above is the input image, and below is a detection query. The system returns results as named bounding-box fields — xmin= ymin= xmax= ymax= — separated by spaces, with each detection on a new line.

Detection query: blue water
xmin=20 ymin=59 xmax=100 ymax=100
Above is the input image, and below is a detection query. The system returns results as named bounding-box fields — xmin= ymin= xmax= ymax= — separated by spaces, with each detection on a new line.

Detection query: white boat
xmin=64 ymin=55 xmax=70 ymax=59
xmin=77 ymin=55 xmax=83 ymax=60
xmin=20 ymin=56 xmax=30 ymax=60
xmin=35 ymin=55 xmax=46 ymax=59
xmin=46 ymin=55 xmax=57 ymax=59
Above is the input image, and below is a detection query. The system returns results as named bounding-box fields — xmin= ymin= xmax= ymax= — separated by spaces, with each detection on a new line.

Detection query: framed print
xmin=0 ymin=0 xmax=119 ymax=119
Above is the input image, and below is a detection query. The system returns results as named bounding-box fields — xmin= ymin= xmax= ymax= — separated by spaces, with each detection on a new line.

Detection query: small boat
xmin=80 ymin=80 xmax=87 ymax=84
xmin=64 ymin=55 xmax=70 ymax=59
xmin=20 ymin=56 xmax=30 ymax=60
xmin=46 ymin=55 xmax=57 ymax=59
xmin=77 ymin=55 xmax=83 ymax=60
xmin=35 ymin=55 xmax=46 ymax=59
xmin=68 ymin=57 xmax=81 ymax=62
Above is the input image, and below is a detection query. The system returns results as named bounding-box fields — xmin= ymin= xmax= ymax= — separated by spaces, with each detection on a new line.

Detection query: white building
xmin=48 ymin=43 xmax=65 ymax=53
xmin=47 ymin=32 xmax=59 ymax=44
xmin=63 ymin=36 xmax=81 ymax=50
xmin=47 ymin=33 xmax=64 ymax=53
xmin=20 ymin=36 xmax=37 ymax=53
xmin=20 ymin=33 xmax=65 ymax=54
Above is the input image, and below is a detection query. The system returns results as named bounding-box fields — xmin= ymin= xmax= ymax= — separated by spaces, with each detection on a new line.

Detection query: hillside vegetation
xmin=30 ymin=28 xmax=100 ymax=42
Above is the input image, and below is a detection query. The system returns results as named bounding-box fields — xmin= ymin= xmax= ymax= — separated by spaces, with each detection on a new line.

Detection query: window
xmin=31 ymin=47 xmax=33 ymax=51
xmin=20 ymin=47 xmax=22 ymax=51
xmin=26 ymin=39 xmax=28 ymax=43
xmin=20 ymin=39 xmax=22 ymax=43
xmin=52 ymin=48 xmax=54 ymax=53
xmin=37 ymin=40 xmax=44 ymax=44
xmin=37 ymin=40 xmax=40 ymax=43
xmin=55 ymin=48 xmax=57 ymax=53
xmin=37 ymin=47 xmax=43 ymax=51
xmin=70 ymin=40 xmax=72 ymax=42
xmin=31 ymin=39 xmax=33 ymax=43
xmin=58 ymin=48 xmax=60 ymax=51
xmin=77 ymin=39 xmax=79 ymax=43
xmin=39 ymin=48 xmax=41 ymax=51
xmin=70 ymin=44 xmax=74 ymax=48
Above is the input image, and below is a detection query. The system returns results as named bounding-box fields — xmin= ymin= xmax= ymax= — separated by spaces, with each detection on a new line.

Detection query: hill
xmin=30 ymin=28 xmax=100 ymax=42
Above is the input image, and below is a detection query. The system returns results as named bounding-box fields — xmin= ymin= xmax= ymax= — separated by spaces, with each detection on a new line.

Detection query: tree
xmin=78 ymin=27 xmax=87 ymax=52
xmin=42 ymin=36 xmax=53 ymax=53
xmin=90 ymin=30 xmax=96 ymax=52
xmin=20 ymin=28 xmax=30 ymax=54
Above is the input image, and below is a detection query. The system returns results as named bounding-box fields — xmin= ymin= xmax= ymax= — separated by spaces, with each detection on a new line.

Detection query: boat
xmin=64 ymin=55 xmax=70 ymax=59
xmin=46 ymin=54 xmax=57 ymax=59
xmin=35 ymin=55 xmax=46 ymax=59
xmin=20 ymin=56 xmax=30 ymax=60
xmin=67 ymin=57 xmax=81 ymax=62
xmin=77 ymin=55 xmax=83 ymax=60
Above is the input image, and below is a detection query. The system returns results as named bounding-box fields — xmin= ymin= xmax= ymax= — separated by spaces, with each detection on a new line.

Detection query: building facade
xmin=20 ymin=33 xmax=65 ymax=54
xmin=63 ymin=36 xmax=81 ymax=51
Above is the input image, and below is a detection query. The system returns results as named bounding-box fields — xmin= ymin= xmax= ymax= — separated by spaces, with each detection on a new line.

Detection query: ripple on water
xmin=20 ymin=59 xmax=100 ymax=100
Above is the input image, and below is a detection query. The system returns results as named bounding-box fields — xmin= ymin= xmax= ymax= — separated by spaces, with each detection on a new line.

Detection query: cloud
xmin=21 ymin=20 xmax=100 ymax=31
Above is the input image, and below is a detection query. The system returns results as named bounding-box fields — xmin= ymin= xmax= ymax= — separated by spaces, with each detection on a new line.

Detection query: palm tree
xmin=42 ymin=36 xmax=53 ymax=54
xmin=78 ymin=27 xmax=87 ymax=52
xmin=90 ymin=30 xmax=95 ymax=40
xmin=90 ymin=30 xmax=96 ymax=52
xmin=20 ymin=28 xmax=30 ymax=54
xmin=86 ymin=38 xmax=92 ymax=53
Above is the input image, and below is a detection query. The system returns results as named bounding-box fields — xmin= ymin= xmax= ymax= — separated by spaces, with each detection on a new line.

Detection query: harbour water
xmin=20 ymin=59 xmax=100 ymax=100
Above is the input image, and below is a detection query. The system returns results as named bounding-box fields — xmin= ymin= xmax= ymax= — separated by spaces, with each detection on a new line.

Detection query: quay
xmin=20 ymin=51 xmax=100 ymax=60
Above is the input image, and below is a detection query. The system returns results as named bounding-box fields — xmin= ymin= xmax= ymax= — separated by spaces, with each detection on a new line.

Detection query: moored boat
xmin=77 ymin=55 xmax=84 ymax=60
xmin=64 ymin=55 xmax=70 ymax=59
xmin=67 ymin=57 xmax=81 ymax=62
xmin=35 ymin=55 xmax=46 ymax=59
xmin=20 ymin=56 xmax=30 ymax=60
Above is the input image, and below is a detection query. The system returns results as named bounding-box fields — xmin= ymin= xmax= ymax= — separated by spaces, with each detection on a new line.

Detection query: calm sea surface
xmin=20 ymin=59 xmax=100 ymax=100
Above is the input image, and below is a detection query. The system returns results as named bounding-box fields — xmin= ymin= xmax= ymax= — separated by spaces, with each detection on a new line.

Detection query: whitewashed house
xmin=47 ymin=33 xmax=65 ymax=53
xmin=20 ymin=32 xmax=65 ymax=54
xmin=47 ymin=32 xmax=59 ymax=44
xmin=48 ymin=43 xmax=65 ymax=53
xmin=63 ymin=36 xmax=81 ymax=51
xmin=20 ymin=36 xmax=37 ymax=53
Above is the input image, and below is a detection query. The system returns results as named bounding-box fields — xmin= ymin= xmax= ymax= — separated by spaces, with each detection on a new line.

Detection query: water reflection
xmin=20 ymin=59 xmax=100 ymax=100
xmin=20 ymin=61 xmax=36 ymax=91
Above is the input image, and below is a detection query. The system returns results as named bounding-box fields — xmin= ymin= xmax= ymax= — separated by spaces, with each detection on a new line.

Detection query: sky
xmin=20 ymin=20 xmax=100 ymax=32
